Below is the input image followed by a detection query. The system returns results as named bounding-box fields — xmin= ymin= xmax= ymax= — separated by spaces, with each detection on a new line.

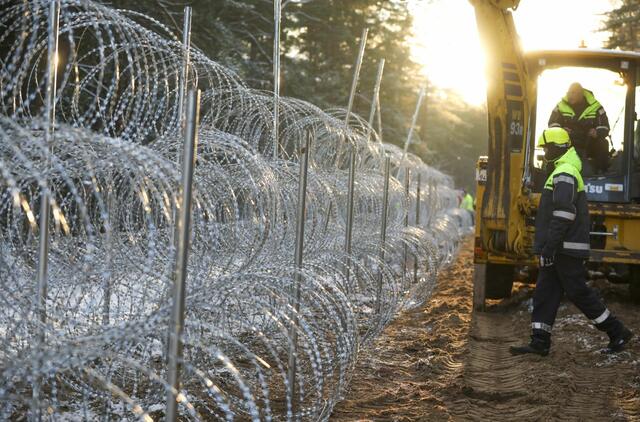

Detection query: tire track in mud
xmin=450 ymin=302 xmax=640 ymax=421
xmin=448 ymin=313 xmax=539 ymax=421
xmin=617 ymin=375 xmax=640 ymax=420
xmin=528 ymin=345 xmax=640 ymax=421
xmin=519 ymin=301 xmax=640 ymax=421
xmin=556 ymin=365 xmax=621 ymax=420
xmin=332 ymin=239 xmax=640 ymax=421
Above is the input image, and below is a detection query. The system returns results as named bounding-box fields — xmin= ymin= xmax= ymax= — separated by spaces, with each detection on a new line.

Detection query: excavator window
xmin=533 ymin=67 xmax=628 ymax=179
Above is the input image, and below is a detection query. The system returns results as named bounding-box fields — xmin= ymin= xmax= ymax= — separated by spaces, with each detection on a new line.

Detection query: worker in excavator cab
xmin=548 ymin=82 xmax=610 ymax=173
xmin=510 ymin=128 xmax=633 ymax=357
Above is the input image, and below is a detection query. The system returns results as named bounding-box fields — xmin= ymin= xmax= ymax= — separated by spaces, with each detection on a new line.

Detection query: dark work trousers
xmin=574 ymin=137 xmax=610 ymax=174
xmin=531 ymin=253 xmax=623 ymax=342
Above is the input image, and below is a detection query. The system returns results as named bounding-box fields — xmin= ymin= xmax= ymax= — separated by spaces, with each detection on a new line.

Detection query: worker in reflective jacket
xmin=510 ymin=128 xmax=632 ymax=356
xmin=460 ymin=188 xmax=475 ymax=220
xmin=548 ymin=82 xmax=610 ymax=172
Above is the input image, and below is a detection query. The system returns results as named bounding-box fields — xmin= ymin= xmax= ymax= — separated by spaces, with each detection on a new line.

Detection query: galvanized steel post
xmin=376 ymin=93 xmax=383 ymax=143
xmin=273 ymin=0 xmax=282 ymax=159
xmin=402 ymin=170 xmax=410 ymax=282
xmin=376 ymin=157 xmax=391 ymax=312
xmin=166 ymin=89 xmax=200 ymax=422
xmin=366 ymin=59 xmax=385 ymax=142
xmin=170 ymin=6 xmax=192 ymax=252
xmin=33 ymin=1 xmax=60 ymax=415
xmin=287 ymin=132 xmax=312 ymax=416
xmin=338 ymin=27 xmax=368 ymax=165
xmin=102 ymin=188 xmax=115 ymax=326
xmin=345 ymin=28 xmax=368 ymax=126
xmin=398 ymin=87 xmax=426 ymax=175
xmin=343 ymin=28 xmax=368 ymax=284
xmin=344 ymin=148 xmax=356 ymax=285
xmin=414 ymin=173 xmax=421 ymax=284
xmin=36 ymin=0 xmax=60 ymax=337
xmin=176 ymin=6 xmax=192 ymax=137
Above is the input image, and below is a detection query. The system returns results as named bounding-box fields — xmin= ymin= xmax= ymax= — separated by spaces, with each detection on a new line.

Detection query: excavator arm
xmin=469 ymin=0 xmax=532 ymax=257
xmin=477 ymin=0 xmax=521 ymax=8
xmin=469 ymin=0 xmax=640 ymax=306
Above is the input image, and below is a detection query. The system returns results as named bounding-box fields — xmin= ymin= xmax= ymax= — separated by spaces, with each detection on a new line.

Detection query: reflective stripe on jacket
xmin=533 ymin=147 xmax=591 ymax=258
xmin=548 ymin=89 xmax=610 ymax=142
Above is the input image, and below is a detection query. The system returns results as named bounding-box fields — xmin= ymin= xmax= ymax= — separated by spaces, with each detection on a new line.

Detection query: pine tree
xmin=100 ymin=0 xmax=487 ymax=190
xmin=283 ymin=0 xmax=427 ymax=145
xmin=106 ymin=0 xmax=275 ymax=87
xmin=602 ymin=0 xmax=640 ymax=51
xmin=106 ymin=0 xmax=429 ymax=146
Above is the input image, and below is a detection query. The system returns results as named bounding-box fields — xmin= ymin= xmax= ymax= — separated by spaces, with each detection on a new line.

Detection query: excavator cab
xmin=526 ymin=50 xmax=640 ymax=203
xmin=473 ymin=48 xmax=640 ymax=308
xmin=470 ymin=0 xmax=640 ymax=308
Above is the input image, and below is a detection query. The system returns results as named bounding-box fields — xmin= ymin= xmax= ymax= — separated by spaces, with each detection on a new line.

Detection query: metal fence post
xmin=375 ymin=93 xmax=383 ymax=143
xmin=345 ymin=28 xmax=368 ymax=127
xmin=398 ymin=87 xmax=426 ymax=176
xmin=414 ymin=173 xmax=421 ymax=284
xmin=287 ymin=132 xmax=312 ymax=417
xmin=171 ymin=6 xmax=193 ymax=251
xmin=402 ymin=170 xmax=410 ymax=283
xmin=166 ymin=89 xmax=200 ymax=422
xmin=337 ymin=28 xmax=367 ymax=165
xmin=32 ymin=1 xmax=60 ymax=415
xmin=428 ymin=181 xmax=436 ymax=226
xmin=36 ymin=0 xmax=60 ymax=337
xmin=102 ymin=188 xmax=115 ymax=326
xmin=343 ymin=28 xmax=368 ymax=285
xmin=366 ymin=59 xmax=385 ymax=142
xmin=177 ymin=6 xmax=192 ymax=138
xmin=273 ymin=0 xmax=282 ymax=159
xmin=376 ymin=157 xmax=391 ymax=313
xmin=343 ymin=148 xmax=356 ymax=286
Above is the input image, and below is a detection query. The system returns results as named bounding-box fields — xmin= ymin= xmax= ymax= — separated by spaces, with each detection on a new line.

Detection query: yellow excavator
xmin=470 ymin=0 xmax=640 ymax=309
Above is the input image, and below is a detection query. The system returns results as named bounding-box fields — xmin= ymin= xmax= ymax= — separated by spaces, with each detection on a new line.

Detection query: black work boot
xmin=604 ymin=327 xmax=633 ymax=354
xmin=596 ymin=314 xmax=634 ymax=353
xmin=510 ymin=331 xmax=550 ymax=357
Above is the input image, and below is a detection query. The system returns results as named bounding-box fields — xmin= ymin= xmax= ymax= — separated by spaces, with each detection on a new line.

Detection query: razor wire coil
xmin=0 ymin=1 xmax=472 ymax=420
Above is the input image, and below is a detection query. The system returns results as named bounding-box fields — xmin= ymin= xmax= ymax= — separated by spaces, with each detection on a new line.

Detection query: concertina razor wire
xmin=0 ymin=1 xmax=473 ymax=420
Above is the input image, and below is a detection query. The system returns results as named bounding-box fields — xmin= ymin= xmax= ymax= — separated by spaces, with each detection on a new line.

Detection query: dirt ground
xmin=332 ymin=239 xmax=640 ymax=421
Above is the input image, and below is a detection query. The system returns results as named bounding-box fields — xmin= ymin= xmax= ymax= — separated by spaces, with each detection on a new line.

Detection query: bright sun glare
xmin=410 ymin=0 xmax=486 ymax=106
xmin=410 ymin=0 xmax=616 ymax=107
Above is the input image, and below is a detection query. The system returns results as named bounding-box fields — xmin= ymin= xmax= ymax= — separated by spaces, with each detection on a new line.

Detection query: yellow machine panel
xmin=469 ymin=0 xmax=640 ymax=307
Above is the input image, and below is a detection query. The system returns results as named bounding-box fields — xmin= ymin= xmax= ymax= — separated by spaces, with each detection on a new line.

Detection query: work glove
xmin=539 ymin=254 xmax=554 ymax=268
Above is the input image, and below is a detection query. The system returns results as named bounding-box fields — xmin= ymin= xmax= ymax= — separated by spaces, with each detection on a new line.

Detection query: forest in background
xmin=107 ymin=0 xmax=487 ymax=193
xmin=103 ymin=0 xmax=640 ymax=193
xmin=603 ymin=0 xmax=640 ymax=51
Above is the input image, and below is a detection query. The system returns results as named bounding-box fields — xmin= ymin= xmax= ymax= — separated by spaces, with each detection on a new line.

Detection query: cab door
xmin=584 ymin=62 xmax=636 ymax=203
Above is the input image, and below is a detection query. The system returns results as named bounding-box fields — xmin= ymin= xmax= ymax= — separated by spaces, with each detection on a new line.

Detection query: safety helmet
xmin=537 ymin=127 xmax=571 ymax=148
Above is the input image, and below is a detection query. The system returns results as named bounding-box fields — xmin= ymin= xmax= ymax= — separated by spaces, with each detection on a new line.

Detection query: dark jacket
xmin=533 ymin=147 xmax=590 ymax=258
xmin=548 ymin=89 xmax=610 ymax=150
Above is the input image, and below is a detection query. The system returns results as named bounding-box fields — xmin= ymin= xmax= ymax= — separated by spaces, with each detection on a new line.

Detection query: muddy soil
xmin=332 ymin=239 xmax=640 ymax=421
